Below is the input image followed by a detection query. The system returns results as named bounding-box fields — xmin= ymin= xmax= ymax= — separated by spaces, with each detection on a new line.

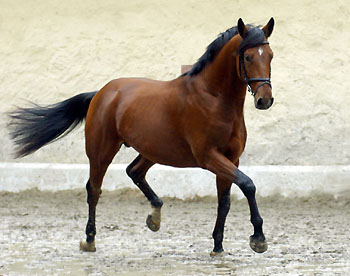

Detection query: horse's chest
xmin=209 ymin=116 xmax=245 ymax=145
xmin=210 ymin=119 xmax=246 ymax=161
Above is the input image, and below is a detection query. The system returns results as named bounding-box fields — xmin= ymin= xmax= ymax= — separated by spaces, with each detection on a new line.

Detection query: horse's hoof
xmin=210 ymin=250 xmax=225 ymax=257
xmin=80 ymin=240 xmax=96 ymax=252
xmin=146 ymin=214 xmax=160 ymax=232
xmin=249 ymin=235 xmax=268 ymax=253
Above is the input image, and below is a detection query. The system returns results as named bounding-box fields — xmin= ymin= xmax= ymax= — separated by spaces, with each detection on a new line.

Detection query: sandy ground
xmin=0 ymin=189 xmax=349 ymax=276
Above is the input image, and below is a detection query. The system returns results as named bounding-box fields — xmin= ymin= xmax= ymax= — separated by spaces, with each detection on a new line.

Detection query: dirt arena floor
xmin=0 ymin=189 xmax=349 ymax=276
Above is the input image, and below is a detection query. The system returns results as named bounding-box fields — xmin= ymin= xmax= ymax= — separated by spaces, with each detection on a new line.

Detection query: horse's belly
xmin=126 ymin=131 xmax=198 ymax=168
xmin=137 ymin=143 xmax=198 ymax=168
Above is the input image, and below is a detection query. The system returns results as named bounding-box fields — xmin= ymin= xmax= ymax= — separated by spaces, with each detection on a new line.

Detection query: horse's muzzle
xmin=255 ymin=97 xmax=274 ymax=110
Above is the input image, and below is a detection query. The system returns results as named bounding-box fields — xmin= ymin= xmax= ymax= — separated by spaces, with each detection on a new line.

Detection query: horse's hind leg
xmin=79 ymin=161 xmax=113 ymax=252
xmin=80 ymin=133 xmax=120 ymax=252
xmin=211 ymin=177 xmax=232 ymax=256
xmin=126 ymin=154 xmax=163 ymax=232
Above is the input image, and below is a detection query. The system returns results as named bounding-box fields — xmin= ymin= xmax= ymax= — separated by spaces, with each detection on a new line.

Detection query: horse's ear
xmin=262 ymin=17 xmax=274 ymax=38
xmin=237 ymin=18 xmax=248 ymax=38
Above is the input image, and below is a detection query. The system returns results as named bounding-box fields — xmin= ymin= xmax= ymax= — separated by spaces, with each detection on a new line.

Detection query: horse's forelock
xmin=237 ymin=27 xmax=266 ymax=54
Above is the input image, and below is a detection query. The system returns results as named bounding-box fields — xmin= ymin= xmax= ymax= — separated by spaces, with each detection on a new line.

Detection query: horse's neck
xmin=198 ymin=39 xmax=247 ymax=112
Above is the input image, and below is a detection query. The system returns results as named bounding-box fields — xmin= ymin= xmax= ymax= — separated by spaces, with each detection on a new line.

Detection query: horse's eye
xmin=245 ymin=55 xmax=251 ymax=62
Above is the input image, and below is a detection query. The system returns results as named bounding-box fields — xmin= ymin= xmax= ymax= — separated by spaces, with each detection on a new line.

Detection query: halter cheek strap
xmin=239 ymin=41 xmax=272 ymax=97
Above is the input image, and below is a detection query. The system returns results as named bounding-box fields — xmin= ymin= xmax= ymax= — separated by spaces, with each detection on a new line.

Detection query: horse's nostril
xmin=256 ymin=97 xmax=274 ymax=109
xmin=257 ymin=98 xmax=264 ymax=108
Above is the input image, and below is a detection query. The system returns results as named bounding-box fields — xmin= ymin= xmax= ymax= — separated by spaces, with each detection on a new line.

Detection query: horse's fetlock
xmin=251 ymin=216 xmax=263 ymax=227
xmin=212 ymin=229 xmax=223 ymax=242
xmin=151 ymin=198 xmax=163 ymax=208
xmin=85 ymin=222 xmax=96 ymax=236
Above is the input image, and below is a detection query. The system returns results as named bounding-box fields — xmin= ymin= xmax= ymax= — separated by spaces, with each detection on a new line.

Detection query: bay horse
xmin=8 ymin=18 xmax=275 ymax=256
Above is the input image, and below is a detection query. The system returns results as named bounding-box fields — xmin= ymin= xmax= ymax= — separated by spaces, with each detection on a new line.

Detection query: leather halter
xmin=239 ymin=41 xmax=272 ymax=97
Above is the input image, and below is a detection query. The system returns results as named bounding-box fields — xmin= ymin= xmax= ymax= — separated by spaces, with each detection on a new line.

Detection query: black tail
xmin=8 ymin=91 xmax=97 ymax=158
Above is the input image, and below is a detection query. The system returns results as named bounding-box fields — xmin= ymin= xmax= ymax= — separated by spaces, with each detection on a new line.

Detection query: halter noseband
xmin=239 ymin=41 xmax=272 ymax=97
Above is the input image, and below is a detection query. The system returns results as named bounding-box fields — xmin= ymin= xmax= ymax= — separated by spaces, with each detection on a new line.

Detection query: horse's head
xmin=236 ymin=18 xmax=274 ymax=110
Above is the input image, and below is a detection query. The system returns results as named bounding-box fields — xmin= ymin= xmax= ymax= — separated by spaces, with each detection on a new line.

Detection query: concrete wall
xmin=1 ymin=163 xmax=349 ymax=199
xmin=1 ymin=0 xmax=349 ymax=168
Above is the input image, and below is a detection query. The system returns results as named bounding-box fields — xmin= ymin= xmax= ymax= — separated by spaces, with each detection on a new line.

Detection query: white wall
xmin=0 ymin=0 xmax=349 ymax=170
xmin=1 ymin=163 xmax=349 ymax=199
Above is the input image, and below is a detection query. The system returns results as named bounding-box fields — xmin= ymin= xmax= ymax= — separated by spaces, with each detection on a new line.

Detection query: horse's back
xmin=87 ymin=77 xmax=170 ymax=120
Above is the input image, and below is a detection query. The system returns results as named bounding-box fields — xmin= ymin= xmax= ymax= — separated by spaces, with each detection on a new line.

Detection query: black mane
xmin=183 ymin=25 xmax=265 ymax=77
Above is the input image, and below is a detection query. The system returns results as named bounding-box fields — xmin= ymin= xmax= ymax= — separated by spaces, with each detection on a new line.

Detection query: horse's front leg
xmin=234 ymin=169 xmax=267 ymax=253
xmin=202 ymin=150 xmax=267 ymax=254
